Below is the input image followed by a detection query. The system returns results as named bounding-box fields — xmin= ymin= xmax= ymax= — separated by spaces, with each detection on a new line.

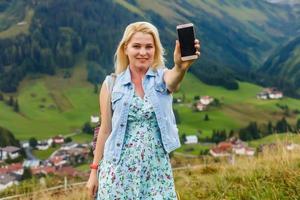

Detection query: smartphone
xmin=176 ymin=23 xmax=197 ymax=61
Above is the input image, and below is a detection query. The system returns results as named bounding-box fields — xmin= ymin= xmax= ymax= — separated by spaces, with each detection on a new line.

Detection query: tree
xmin=94 ymin=84 xmax=98 ymax=94
xmin=296 ymin=119 xmax=300 ymax=133
xmin=29 ymin=137 xmax=38 ymax=148
xmin=275 ymin=117 xmax=290 ymax=133
xmin=0 ymin=93 xmax=3 ymax=101
xmin=82 ymin=122 xmax=93 ymax=134
xmin=204 ymin=114 xmax=209 ymax=121
xmin=22 ymin=167 xmax=32 ymax=180
xmin=180 ymin=133 xmax=187 ymax=144
xmin=13 ymin=99 xmax=19 ymax=112
xmin=267 ymin=121 xmax=273 ymax=135
xmin=65 ymin=137 xmax=72 ymax=143
xmin=7 ymin=96 xmax=14 ymax=106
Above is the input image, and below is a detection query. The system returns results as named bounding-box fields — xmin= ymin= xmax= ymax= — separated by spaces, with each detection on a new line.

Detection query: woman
xmin=87 ymin=21 xmax=200 ymax=199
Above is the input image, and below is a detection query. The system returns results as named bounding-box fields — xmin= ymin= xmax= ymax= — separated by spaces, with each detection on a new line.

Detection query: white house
xmin=257 ymin=88 xmax=283 ymax=100
xmin=61 ymin=142 xmax=78 ymax=150
xmin=17 ymin=21 xmax=27 ymax=26
xmin=90 ymin=115 xmax=100 ymax=123
xmin=200 ymin=96 xmax=214 ymax=105
xmin=184 ymin=135 xmax=198 ymax=144
xmin=0 ymin=146 xmax=21 ymax=160
xmin=20 ymin=141 xmax=29 ymax=148
xmin=36 ymin=141 xmax=50 ymax=150
xmin=52 ymin=136 xmax=64 ymax=144
xmin=269 ymin=91 xmax=283 ymax=99
xmin=256 ymin=92 xmax=268 ymax=100
xmin=232 ymin=146 xmax=255 ymax=156
xmin=196 ymin=102 xmax=206 ymax=111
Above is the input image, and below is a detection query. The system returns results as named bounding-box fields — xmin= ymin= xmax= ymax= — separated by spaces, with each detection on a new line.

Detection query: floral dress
xmin=97 ymin=93 xmax=177 ymax=200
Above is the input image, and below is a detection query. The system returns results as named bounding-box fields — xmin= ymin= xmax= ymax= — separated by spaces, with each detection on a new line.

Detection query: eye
xmin=132 ymin=44 xmax=140 ymax=48
xmin=146 ymin=45 xmax=153 ymax=49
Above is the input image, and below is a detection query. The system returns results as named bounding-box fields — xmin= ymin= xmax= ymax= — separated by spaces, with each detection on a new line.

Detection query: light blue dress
xmin=97 ymin=93 xmax=177 ymax=200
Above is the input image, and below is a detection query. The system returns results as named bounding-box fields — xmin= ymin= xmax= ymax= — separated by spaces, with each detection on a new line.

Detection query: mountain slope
xmin=1 ymin=0 xmax=300 ymax=93
xmin=260 ymin=36 xmax=300 ymax=96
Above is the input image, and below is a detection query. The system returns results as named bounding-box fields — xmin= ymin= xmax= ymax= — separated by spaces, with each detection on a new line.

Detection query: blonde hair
xmin=114 ymin=21 xmax=165 ymax=74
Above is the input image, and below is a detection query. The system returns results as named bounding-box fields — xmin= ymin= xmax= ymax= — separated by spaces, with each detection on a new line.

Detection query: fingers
xmin=194 ymin=39 xmax=201 ymax=58
xmin=174 ymin=40 xmax=180 ymax=55
xmin=86 ymin=184 xmax=97 ymax=199
xmin=93 ymin=185 xmax=98 ymax=198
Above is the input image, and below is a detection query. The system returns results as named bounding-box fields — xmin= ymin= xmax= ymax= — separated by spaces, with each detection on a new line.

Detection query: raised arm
xmin=164 ymin=39 xmax=200 ymax=93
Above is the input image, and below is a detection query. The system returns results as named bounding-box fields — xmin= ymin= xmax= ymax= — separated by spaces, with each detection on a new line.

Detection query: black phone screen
xmin=177 ymin=26 xmax=196 ymax=57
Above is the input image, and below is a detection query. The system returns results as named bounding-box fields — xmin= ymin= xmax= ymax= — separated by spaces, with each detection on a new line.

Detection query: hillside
xmin=1 ymin=0 xmax=300 ymax=93
xmin=260 ymin=36 xmax=300 ymax=96
xmin=1 ymin=62 xmax=300 ymax=144
xmin=2 ymin=143 xmax=300 ymax=199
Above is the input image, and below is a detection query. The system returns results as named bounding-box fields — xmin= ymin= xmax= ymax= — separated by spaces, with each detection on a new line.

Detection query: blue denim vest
xmin=103 ymin=67 xmax=181 ymax=164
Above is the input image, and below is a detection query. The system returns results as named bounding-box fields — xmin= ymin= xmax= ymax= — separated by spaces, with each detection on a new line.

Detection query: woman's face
xmin=125 ymin=32 xmax=155 ymax=71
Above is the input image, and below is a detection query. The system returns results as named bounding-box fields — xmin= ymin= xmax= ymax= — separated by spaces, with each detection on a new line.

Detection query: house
xmin=210 ymin=138 xmax=256 ymax=157
xmin=17 ymin=21 xmax=27 ymax=26
xmin=232 ymin=146 xmax=255 ymax=156
xmin=31 ymin=166 xmax=56 ymax=176
xmin=49 ymin=156 xmax=68 ymax=167
xmin=61 ymin=142 xmax=78 ymax=150
xmin=257 ymin=87 xmax=283 ymax=100
xmin=0 ymin=173 xmax=20 ymax=191
xmin=20 ymin=141 xmax=30 ymax=148
xmin=256 ymin=92 xmax=268 ymax=100
xmin=0 ymin=146 xmax=21 ymax=160
xmin=52 ymin=135 xmax=65 ymax=144
xmin=210 ymin=142 xmax=232 ymax=157
xmin=196 ymin=102 xmax=206 ymax=111
xmin=0 ymin=163 xmax=23 ymax=175
xmin=90 ymin=115 xmax=100 ymax=124
xmin=184 ymin=135 xmax=198 ymax=144
xmin=36 ymin=141 xmax=50 ymax=150
xmin=23 ymin=160 xmax=41 ymax=168
xmin=54 ymin=166 xmax=80 ymax=177
xmin=200 ymin=96 xmax=214 ymax=105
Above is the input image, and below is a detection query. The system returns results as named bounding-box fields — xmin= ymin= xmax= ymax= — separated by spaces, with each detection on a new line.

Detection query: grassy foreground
xmin=4 ymin=143 xmax=299 ymax=200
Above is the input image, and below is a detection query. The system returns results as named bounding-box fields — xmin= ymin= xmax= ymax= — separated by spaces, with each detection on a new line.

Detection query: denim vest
xmin=103 ymin=67 xmax=181 ymax=164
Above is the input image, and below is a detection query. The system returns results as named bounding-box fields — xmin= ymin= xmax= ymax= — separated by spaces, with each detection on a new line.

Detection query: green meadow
xmin=1 ymin=65 xmax=300 ymax=146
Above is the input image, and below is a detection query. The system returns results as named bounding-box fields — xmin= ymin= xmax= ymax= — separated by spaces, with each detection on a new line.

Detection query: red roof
xmin=54 ymin=166 xmax=79 ymax=177
xmin=0 ymin=163 xmax=23 ymax=174
xmin=31 ymin=166 xmax=56 ymax=175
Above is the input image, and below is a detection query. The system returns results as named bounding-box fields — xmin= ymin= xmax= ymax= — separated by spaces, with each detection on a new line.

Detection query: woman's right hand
xmin=86 ymin=170 xmax=98 ymax=199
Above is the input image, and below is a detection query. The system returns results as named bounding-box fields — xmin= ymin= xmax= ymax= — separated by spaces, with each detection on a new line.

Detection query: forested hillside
xmin=0 ymin=0 xmax=299 ymax=96
xmin=259 ymin=36 xmax=300 ymax=97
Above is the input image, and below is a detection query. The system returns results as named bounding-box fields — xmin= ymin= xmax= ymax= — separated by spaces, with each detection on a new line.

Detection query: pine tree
xmin=296 ymin=119 xmax=300 ymax=133
xmin=7 ymin=96 xmax=14 ymax=106
xmin=267 ymin=121 xmax=273 ymax=135
xmin=204 ymin=114 xmax=209 ymax=121
xmin=13 ymin=99 xmax=19 ymax=112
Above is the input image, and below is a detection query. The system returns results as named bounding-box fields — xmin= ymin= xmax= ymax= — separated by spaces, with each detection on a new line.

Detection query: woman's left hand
xmin=173 ymin=39 xmax=201 ymax=71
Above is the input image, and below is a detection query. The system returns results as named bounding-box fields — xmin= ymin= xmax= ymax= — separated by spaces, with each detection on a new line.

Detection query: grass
xmin=174 ymin=144 xmax=300 ymax=200
xmin=249 ymin=133 xmax=300 ymax=147
xmin=32 ymin=147 xmax=59 ymax=160
xmin=0 ymin=8 xmax=34 ymax=39
xmin=1 ymin=68 xmax=300 ymax=146
xmin=2 ymin=142 xmax=300 ymax=200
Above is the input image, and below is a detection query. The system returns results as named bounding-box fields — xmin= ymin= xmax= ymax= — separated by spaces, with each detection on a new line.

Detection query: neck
xmin=129 ymin=65 xmax=148 ymax=82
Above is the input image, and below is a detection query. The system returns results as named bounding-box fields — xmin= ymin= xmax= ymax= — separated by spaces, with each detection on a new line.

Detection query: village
xmin=0 ymin=87 xmax=293 ymax=192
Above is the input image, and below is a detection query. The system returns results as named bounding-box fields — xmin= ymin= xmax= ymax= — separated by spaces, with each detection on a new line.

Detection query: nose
xmin=139 ymin=47 xmax=146 ymax=56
